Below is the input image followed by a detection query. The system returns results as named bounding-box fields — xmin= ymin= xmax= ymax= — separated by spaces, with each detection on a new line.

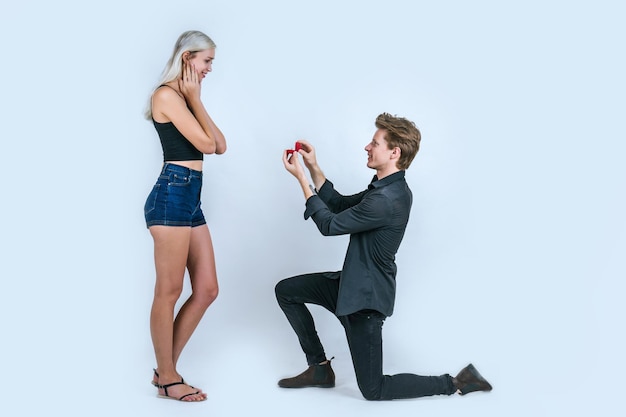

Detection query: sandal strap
xmin=152 ymin=369 xmax=160 ymax=387
xmin=178 ymin=391 xmax=201 ymax=401
xmin=159 ymin=381 xmax=200 ymax=400
xmin=159 ymin=381 xmax=185 ymax=397
xmin=152 ymin=368 xmax=186 ymax=387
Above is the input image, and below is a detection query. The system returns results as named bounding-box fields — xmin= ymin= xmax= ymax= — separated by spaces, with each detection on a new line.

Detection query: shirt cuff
xmin=304 ymin=195 xmax=326 ymax=220
xmin=316 ymin=179 xmax=333 ymax=200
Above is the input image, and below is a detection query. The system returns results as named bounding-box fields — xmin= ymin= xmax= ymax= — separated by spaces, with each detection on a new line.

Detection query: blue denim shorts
xmin=144 ymin=163 xmax=206 ymax=228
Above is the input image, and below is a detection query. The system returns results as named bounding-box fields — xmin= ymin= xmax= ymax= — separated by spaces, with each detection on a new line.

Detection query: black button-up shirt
xmin=303 ymin=170 xmax=412 ymax=317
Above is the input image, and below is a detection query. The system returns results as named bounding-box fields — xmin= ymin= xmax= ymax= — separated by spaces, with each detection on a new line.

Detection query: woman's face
xmin=187 ymin=49 xmax=215 ymax=79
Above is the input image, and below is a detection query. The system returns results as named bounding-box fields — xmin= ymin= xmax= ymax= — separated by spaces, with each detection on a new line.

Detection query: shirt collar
xmin=368 ymin=170 xmax=406 ymax=190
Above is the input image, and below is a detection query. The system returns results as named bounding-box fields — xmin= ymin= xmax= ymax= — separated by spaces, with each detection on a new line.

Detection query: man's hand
xmin=295 ymin=140 xmax=318 ymax=171
xmin=295 ymin=139 xmax=326 ymax=191
xmin=283 ymin=149 xmax=315 ymax=200
xmin=283 ymin=149 xmax=307 ymax=180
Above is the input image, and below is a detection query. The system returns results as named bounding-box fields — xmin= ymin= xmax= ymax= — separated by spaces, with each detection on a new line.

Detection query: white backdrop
xmin=1 ymin=1 xmax=624 ymax=416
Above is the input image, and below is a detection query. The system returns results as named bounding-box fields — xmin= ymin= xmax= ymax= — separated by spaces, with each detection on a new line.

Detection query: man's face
xmin=365 ymin=129 xmax=395 ymax=171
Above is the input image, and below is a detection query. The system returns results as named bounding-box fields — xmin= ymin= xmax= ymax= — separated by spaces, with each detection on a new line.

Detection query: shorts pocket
xmin=168 ymin=172 xmax=191 ymax=186
xmin=144 ymin=184 xmax=160 ymax=215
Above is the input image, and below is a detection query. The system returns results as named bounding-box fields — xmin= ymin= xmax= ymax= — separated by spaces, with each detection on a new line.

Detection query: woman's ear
xmin=182 ymin=51 xmax=190 ymax=62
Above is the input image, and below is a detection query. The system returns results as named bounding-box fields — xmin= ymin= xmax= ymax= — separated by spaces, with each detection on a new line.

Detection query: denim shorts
xmin=144 ymin=163 xmax=206 ymax=228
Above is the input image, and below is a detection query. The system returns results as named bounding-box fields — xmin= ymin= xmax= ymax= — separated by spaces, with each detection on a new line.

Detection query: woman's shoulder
xmin=153 ymin=84 xmax=183 ymax=101
xmin=152 ymin=84 xmax=185 ymax=121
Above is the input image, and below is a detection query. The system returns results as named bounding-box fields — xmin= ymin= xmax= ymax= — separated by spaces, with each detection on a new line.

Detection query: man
xmin=276 ymin=113 xmax=492 ymax=400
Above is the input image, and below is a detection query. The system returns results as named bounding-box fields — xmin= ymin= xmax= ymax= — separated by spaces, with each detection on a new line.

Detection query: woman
xmin=143 ymin=30 xmax=226 ymax=402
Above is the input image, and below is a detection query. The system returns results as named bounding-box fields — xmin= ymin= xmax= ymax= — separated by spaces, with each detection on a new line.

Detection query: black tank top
xmin=153 ymin=120 xmax=203 ymax=161
xmin=152 ymin=85 xmax=203 ymax=161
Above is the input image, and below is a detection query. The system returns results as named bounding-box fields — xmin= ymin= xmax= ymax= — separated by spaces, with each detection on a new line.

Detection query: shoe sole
xmin=278 ymin=383 xmax=335 ymax=389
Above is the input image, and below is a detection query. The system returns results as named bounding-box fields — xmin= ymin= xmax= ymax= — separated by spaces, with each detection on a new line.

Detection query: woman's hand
xmin=178 ymin=61 xmax=201 ymax=102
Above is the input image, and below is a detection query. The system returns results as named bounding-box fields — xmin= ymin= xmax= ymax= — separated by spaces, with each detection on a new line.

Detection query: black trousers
xmin=275 ymin=272 xmax=456 ymax=401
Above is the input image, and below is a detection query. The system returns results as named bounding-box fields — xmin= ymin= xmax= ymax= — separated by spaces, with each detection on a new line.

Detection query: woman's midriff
xmin=164 ymin=160 xmax=203 ymax=172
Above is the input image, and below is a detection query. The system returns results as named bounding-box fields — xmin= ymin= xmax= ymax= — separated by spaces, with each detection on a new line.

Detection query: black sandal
xmin=157 ymin=381 xmax=205 ymax=402
xmin=152 ymin=369 xmax=197 ymax=389
xmin=151 ymin=369 xmax=160 ymax=387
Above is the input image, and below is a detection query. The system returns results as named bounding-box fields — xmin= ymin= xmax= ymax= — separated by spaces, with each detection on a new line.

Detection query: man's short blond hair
xmin=375 ymin=113 xmax=421 ymax=170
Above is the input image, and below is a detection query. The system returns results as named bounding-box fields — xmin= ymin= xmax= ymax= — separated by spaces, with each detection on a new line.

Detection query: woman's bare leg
xmin=172 ymin=224 xmax=219 ymax=365
xmin=149 ymin=225 xmax=205 ymax=401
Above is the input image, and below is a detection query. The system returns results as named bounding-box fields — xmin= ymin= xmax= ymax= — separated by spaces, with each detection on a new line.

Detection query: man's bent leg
xmin=341 ymin=310 xmax=456 ymax=401
xmin=275 ymin=272 xmax=340 ymax=365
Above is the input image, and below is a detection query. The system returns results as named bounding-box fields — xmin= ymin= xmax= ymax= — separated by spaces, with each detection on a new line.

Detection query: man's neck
xmin=375 ymin=166 xmax=401 ymax=180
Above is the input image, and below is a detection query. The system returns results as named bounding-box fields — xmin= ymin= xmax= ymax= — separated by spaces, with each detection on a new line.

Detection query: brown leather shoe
xmin=278 ymin=360 xmax=335 ymax=388
xmin=454 ymin=363 xmax=493 ymax=395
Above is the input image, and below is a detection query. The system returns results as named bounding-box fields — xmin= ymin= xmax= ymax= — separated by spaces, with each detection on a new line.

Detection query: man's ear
xmin=391 ymin=147 xmax=401 ymax=160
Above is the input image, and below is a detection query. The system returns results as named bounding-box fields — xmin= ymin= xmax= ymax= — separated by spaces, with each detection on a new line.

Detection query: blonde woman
xmin=144 ymin=30 xmax=226 ymax=402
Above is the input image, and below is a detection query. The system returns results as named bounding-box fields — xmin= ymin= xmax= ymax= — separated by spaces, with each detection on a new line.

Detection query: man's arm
xmin=295 ymin=139 xmax=367 ymax=212
xmin=283 ymin=145 xmax=391 ymax=236
xmin=282 ymin=150 xmax=314 ymax=200
xmin=296 ymin=140 xmax=326 ymax=191
xmin=307 ymin=164 xmax=326 ymax=192
xmin=308 ymin=190 xmax=391 ymax=236
xmin=317 ymin=182 xmax=368 ymax=213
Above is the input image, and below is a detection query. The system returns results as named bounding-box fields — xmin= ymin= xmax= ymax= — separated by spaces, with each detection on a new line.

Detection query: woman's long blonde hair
xmin=144 ymin=30 xmax=216 ymax=120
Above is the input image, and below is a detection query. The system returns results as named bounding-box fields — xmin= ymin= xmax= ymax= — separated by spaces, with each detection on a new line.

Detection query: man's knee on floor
xmin=359 ymin=382 xmax=384 ymax=401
